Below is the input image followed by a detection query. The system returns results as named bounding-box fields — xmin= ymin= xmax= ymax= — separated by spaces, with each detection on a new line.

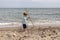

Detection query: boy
xmin=22 ymin=11 xmax=30 ymax=31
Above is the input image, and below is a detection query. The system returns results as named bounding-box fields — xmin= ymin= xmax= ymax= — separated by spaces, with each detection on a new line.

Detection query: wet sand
xmin=0 ymin=26 xmax=60 ymax=40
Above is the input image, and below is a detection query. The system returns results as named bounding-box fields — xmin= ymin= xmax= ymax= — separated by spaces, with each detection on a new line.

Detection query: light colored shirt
xmin=22 ymin=15 xmax=28 ymax=25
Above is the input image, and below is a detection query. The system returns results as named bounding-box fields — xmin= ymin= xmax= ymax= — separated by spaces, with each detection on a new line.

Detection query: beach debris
xmin=0 ymin=27 xmax=60 ymax=40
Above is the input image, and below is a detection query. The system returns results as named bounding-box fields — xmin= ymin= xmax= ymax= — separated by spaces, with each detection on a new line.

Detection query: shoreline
xmin=0 ymin=24 xmax=60 ymax=31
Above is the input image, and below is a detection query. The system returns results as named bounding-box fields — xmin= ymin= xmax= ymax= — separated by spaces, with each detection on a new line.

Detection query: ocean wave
xmin=0 ymin=20 xmax=60 ymax=25
xmin=0 ymin=20 xmax=60 ymax=28
xmin=0 ymin=22 xmax=21 ymax=25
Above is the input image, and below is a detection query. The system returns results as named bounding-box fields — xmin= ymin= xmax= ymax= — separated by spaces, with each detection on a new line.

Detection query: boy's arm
xmin=26 ymin=16 xmax=30 ymax=20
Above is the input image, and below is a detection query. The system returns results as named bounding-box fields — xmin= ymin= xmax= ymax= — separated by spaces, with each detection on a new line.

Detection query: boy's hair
xmin=23 ymin=12 xmax=28 ymax=16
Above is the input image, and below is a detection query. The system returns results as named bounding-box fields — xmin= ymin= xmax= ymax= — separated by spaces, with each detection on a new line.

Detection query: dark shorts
xmin=23 ymin=24 xmax=27 ymax=29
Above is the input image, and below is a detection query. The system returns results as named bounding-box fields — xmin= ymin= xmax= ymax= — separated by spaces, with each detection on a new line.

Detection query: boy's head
xmin=23 ymin=11 xmax=28 ymax=16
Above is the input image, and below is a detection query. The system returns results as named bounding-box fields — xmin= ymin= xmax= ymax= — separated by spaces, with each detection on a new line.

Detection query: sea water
xmin=0 ymin=8 xmax=60 ymax=27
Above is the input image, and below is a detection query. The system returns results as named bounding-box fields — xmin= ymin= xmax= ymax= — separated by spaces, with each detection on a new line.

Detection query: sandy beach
xmin=0 ymin=25 xmax=60 ymax=40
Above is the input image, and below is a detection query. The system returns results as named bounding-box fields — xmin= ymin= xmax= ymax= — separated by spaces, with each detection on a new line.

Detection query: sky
xmin=0 ymin=0 xmax=60 ymax=8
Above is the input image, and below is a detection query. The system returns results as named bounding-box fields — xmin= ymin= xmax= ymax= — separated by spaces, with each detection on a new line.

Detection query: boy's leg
xmin=23 ymin=24 xmax=27 ymax=31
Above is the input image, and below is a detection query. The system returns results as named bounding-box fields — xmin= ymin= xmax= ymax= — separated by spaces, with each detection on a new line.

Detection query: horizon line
xmin=0 ymin=7 xmax=60 ymax=8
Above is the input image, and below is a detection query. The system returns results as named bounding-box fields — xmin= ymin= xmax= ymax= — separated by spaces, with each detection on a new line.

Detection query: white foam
xmin=0 ymin=22 xmax=19 ymax=25
xmin=0 ymin=22 xmax=22 ymax=28
xmin=0 ymin=20 xmax=60 ymax=28
xmin=32 ymin=20 xmax=60 ymax=27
